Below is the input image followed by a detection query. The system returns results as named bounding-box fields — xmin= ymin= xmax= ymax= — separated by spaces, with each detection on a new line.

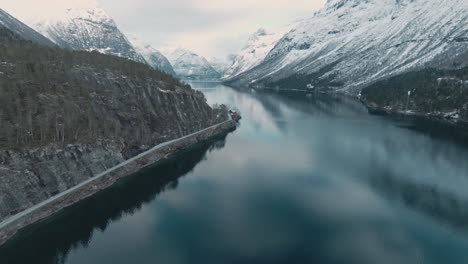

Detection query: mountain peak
xmin=255 ymin=28 xmax=268 ymax=36
xmin=34 ymin=2 xmax=113 ymax=30
xmin=163 ymin=47 xmax=199 ymax=61
xmin=224 ymin=25 xmax=292 ymax=80
xmin=162 ymin=48 xmax=221 ymax=80
xmin=19 ymin=0 xmax=102 ymax=25
xmin=324 ymin=0 xmax=411 ymax=11
xmin=28 ymin=2 xmax=145 ymax=63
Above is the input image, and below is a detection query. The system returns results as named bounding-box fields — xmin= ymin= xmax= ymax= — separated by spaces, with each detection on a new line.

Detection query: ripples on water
xmin=1 ymin=82 xmax=468 ymax=264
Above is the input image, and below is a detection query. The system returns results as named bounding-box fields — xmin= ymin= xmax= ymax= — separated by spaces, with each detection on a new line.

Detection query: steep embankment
xmin=0 ymin=22 xmax=231 ymax=232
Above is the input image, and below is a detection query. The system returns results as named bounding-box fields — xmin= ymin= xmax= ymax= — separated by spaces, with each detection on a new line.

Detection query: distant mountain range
xmin=209 ymin=56 xmax=233 ymax=77
xmin=163 ymin=48 xmax=222 ymax=80
xmin=4 ymin=1 xmax=227 ymax=80
xmin=130 ymin=37 xmax=177 ymax=76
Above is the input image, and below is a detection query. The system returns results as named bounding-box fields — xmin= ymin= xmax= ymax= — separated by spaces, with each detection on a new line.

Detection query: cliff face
xmin=0 ymin=24 xmax=229 ymax=223
xmin=0 ymin=143 xmax=124 ymax=220
xmin=0 ymin=135 xmax=229 ymax=264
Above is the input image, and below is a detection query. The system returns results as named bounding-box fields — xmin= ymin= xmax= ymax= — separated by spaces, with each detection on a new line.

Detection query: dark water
xmin=2 ymin=83 xmax=468 ymax=264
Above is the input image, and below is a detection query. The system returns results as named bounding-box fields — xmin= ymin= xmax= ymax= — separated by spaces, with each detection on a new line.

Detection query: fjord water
xmin=2 ymin=83 xmax=468 ymax=264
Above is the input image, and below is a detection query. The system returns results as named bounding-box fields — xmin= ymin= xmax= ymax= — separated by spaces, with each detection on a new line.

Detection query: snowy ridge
xmin=209 ymin=56 xmax=233 ymax=76
xmin=224 ymin=27 xmax=291 ymax=80
xmin=130 ymin=37 xmax=177 ymax=76
xmin=0 ymin=8 xmax=55 ymax=47
xmin=163 ymin=48 xmax=221 ymax=80
xmin=230 ymin=0 xmax=468 ymax=91
xmin=31 ymin=1 xmax=145 ymax=63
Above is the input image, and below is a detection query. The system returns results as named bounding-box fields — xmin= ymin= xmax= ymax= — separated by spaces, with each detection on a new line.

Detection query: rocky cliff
xmin=0 ymin=21 xmax=229 ymax=224
xmin=0 ymin=134 xmax=230 ymax=263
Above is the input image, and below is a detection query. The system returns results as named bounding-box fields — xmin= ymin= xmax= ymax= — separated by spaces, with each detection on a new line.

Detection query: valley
xmin=0 ymin=1 xmax=467 ymax=263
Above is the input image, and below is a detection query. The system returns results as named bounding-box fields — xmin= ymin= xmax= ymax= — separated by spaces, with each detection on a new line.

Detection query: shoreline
xmin=224 ymin=82 xmax=468 ymax=141
xmin=362 ymin=104 xmax=468 ymax=145
xmin=364 ymin=104 xmax=468 ymax=129
xmin=0 ymin=119 xmax=237 ymax=246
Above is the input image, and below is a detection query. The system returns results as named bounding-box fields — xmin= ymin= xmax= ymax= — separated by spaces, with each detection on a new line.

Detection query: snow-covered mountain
xmin=0 ymin=8 xmax=55 ymax=47
xmin=30 ymin=1 xmax=145 ymax=63
xmin=228 ymin=0 xmax=468 ymax=92
xmin=209 ymin=56 xmax=233 ymax=76
xmin=224 ymin=27 xmax=290 ymax=80
xmin=130 ymin=37 xmax=177 ymax=76
xmin=163 ymin=48 xmax=221 ymax=80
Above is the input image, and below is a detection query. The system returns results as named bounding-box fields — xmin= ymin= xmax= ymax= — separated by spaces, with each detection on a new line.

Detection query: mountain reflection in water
xmin=1 ymin=83 xmax=468 ymax=264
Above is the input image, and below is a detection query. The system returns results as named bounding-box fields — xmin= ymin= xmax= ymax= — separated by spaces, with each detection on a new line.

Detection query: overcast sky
xmin=3 ymin=0 xmax=326 ymax=59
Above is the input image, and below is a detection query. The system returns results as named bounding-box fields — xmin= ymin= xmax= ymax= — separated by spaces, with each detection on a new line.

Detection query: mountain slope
xmin=164 ymin=48 xmax=221 ymax=80
xmin=130 ymin=37 xmax=177 ymax=76
xmin=0 ymin=8 xmax=54 ymax=47
xmin=224 ymin=27 xmax=290 ymax=80
xmin=228 ymin=0 xmax=468 ymax=92
xmin=31 ymin=2 xmax=145 ymax=63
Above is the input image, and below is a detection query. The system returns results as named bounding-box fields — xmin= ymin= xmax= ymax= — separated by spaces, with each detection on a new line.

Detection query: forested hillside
xmin=0 ymin=28 xmax=228 ymax=153
xmin=0 ymin=24 xmax=230 ymax=224
xmin=361 ymin=67 xmax=468 ymax=122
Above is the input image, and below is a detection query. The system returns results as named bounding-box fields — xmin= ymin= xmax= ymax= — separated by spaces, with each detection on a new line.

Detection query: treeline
xmin=361 ymin=67 xmax=468 ymax=119
xmin=0 ymin=32 xmax=188 ymax=90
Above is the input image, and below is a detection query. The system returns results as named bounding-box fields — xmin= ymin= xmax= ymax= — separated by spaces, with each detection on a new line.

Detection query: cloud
xmin=2 ymin=0 xmax=326 ymax=58
xmin=104 ymin=0 xmax=326 ymax=57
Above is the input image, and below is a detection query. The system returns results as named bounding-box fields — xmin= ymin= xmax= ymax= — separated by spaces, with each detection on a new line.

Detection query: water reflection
xmin=2 ymin=83 xmax=468 ymax=264
xmin=0 ymin=134 xmax=231 ymax=264
xmin=249 ymin=89 xmax=468 ymax=231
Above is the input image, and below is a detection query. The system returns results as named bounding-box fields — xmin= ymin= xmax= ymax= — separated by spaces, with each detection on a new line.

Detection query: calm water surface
xmin=1 ymin=83 xmax=468 ymax=264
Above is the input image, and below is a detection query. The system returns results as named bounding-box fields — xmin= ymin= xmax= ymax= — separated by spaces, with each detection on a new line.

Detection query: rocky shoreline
xmin=0 ymin=119 xmax=237 ymax=246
